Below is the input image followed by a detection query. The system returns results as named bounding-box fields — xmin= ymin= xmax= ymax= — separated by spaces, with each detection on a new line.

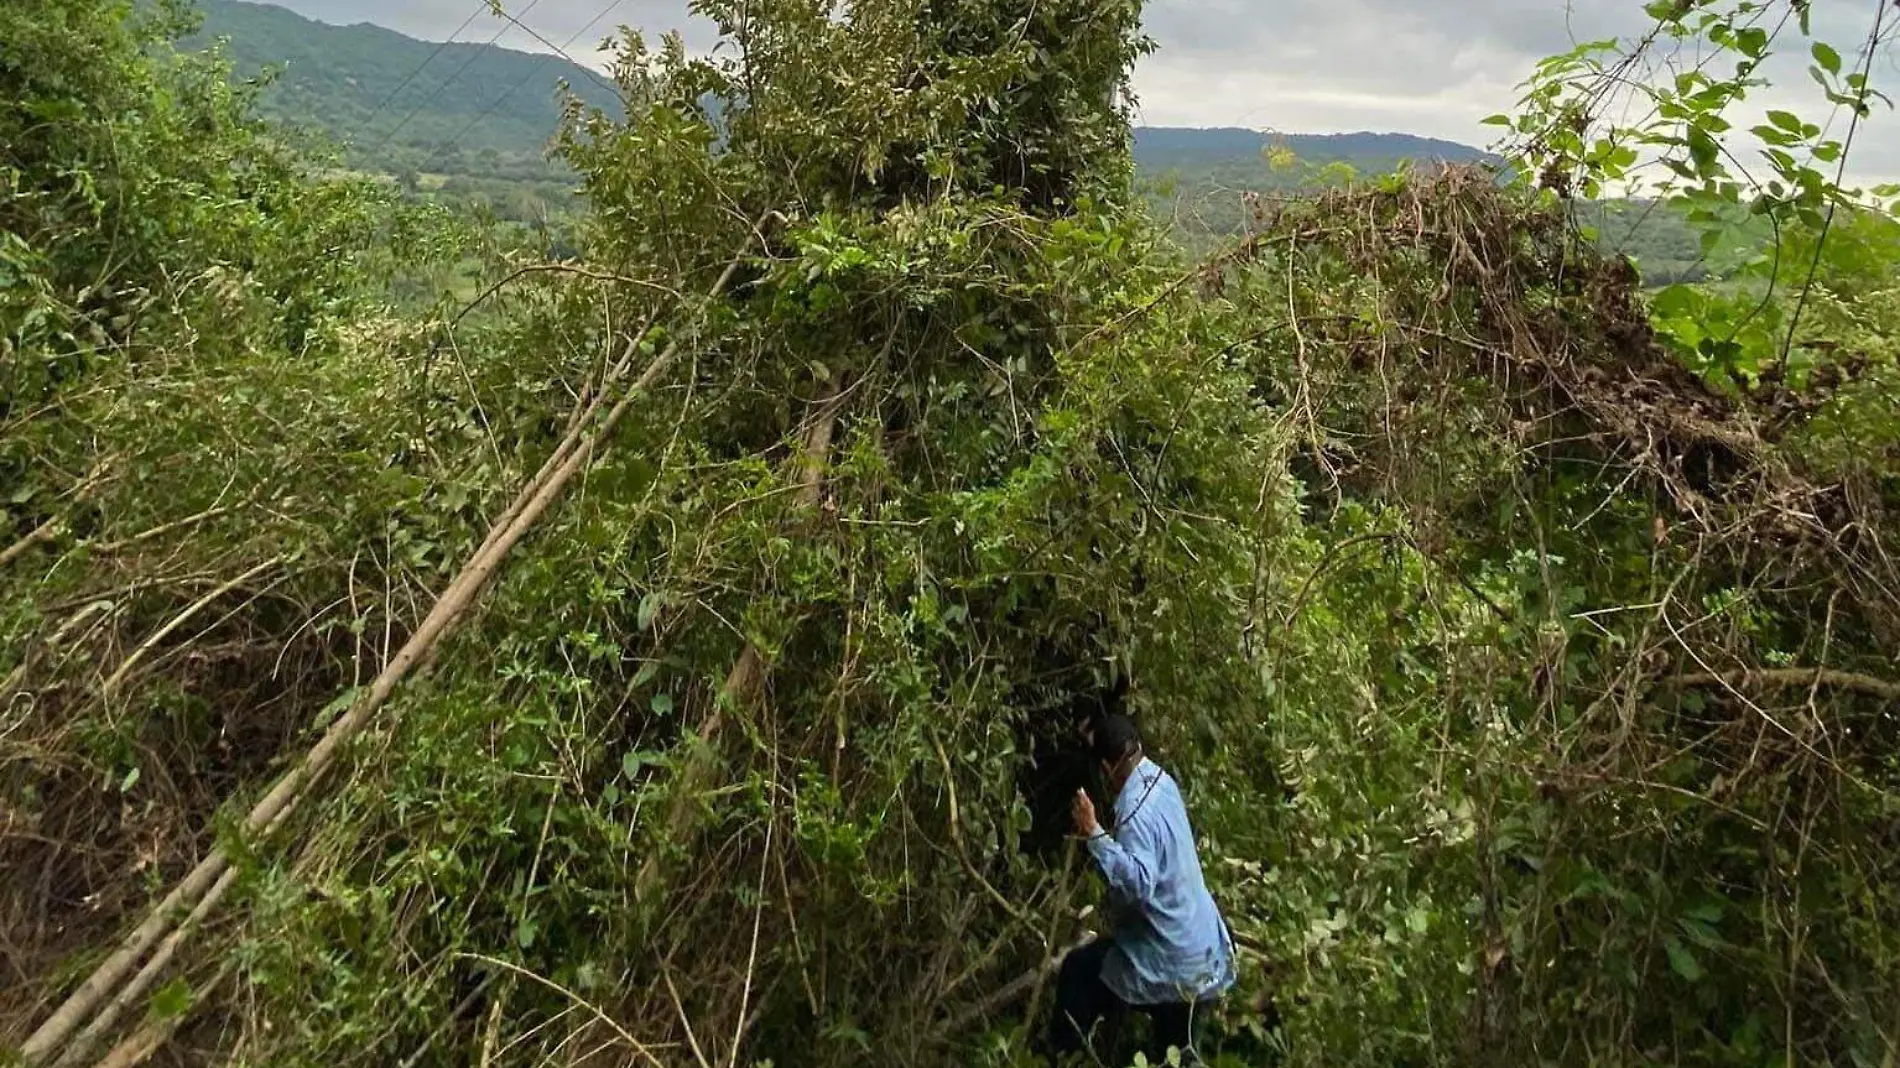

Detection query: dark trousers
xmin=1049 ymin=939 xmax=1200 ymax=1063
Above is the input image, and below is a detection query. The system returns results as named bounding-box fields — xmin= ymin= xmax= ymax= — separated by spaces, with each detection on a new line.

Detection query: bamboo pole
xmin=50 ymin=868 xmax=239 ymax=1068
xmin=20 ymin=243 xmax=753 ymax=1067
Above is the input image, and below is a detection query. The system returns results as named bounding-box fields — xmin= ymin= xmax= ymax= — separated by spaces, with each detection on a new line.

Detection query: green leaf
xmin=1766 ymin=110 xmax=1804 ymax=134
xmin=1681 ymin=916 xmax=1725 ymax=949
xmin=633 ymin=660 xmax=660 ymax=687
xmin=1812 ymin=42 xmax=1842 ymax=76
xmin=1687 ymin=127 xmax=1720 ymax=176
xmin=1666 ymin=937 xmax=1705 ymax=982
xmin=1683 ymin=900 xmax=1725 ymax=924
xmin=314 ymin=686 xmax=363 ymax=728
xmin=650 ymin=692 xmax=675 ymax=716
xmin=119 ymin=766 xmax=141 ymax=792
xmin=637 ymin=592 xmax=663 ymax=631
xmin=1481 ymin=114 xmax=1512 ymax=127
xmin=148 ymin=978 xmax=193 ymax=1021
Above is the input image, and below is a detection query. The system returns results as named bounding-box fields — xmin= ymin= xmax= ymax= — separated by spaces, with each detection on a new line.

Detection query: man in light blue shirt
xmin=1051 ymin=713 xmax=1235 ymax=1062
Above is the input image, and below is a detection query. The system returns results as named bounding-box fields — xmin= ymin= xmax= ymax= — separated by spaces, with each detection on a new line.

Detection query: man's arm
xmin=1072 ymin=788 xmax=1161 ymax=905
xmin=1088 ymin=815 xmax=1161 ymax=905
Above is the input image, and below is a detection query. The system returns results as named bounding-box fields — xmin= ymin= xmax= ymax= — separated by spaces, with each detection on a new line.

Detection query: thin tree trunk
xmin=634 ymin=380 xmax=846 ymax=905
xmin=1673 ymin=667 xmax=1900 ymax=702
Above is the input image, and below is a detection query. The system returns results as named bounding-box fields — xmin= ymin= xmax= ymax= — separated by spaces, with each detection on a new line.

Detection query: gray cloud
xmin=251 ymin=0 xmax=1900 ymax=180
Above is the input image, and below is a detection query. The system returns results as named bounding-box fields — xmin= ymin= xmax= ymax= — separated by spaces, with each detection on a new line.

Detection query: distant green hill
xmin=1137 ymin=128 xmax=1497 ymax=243
xmin=1135 ymin=127 xmax=1492 ymax=171
xmin=187 ymin=0 xmax=620 ymax=182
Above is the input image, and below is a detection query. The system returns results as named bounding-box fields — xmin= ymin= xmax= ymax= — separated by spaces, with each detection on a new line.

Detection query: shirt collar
xmin=1115 ymin=756 xmax=1161 ymax=813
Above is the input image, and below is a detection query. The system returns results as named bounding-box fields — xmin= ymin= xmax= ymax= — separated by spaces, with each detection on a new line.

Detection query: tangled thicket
xmin=4 ymin=0 xmax=1898 ymax=1066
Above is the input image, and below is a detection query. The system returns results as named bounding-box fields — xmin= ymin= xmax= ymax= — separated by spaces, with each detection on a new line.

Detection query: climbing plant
xmin=4 ymin=1 xmax=1898 ymax=1066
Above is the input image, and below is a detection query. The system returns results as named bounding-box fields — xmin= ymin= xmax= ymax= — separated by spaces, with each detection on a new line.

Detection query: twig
xmin=932 ymin=945 xmax=1079 ymax=1040
xmin=1281 ymin=533 xmax=1401 ymax=630
xmin=396 ymin=976 xmax=493 ymax=1068
xmin=478 ymin=983 xmax=508 ymax=1068
xmin=1 ymin=517 xmax=63 ymax=569
xmin=440 ymin=262 xmax=679 ymax=337
xmin=1779 ymin=0 xmax=1889 ymax=361
xmin=662 ymin=968 xmax=713 ymax=1068
xmin=91 ymin=505 xmax=235 ymax=555
xmin=932 ymin=733 xmax=1035 ymax=926
xmin=100 ymin=556 xmax=285 ymax=696
xmin=729 ymin=800 xmax=775 ymax=1068
xmin=456 ymin=954 xmax=668 ymax=1068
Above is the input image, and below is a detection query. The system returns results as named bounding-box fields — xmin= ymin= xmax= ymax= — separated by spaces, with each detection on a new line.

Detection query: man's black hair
xmin=1089 ymin=713 xmax=1142 ymax=765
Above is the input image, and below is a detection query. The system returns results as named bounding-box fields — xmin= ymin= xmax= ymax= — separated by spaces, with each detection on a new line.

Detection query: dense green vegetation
xmin=1136 ymin=133 xmax=1758 ymax=284
xmin=5 ymin=1 xmax=1898 ymax=1068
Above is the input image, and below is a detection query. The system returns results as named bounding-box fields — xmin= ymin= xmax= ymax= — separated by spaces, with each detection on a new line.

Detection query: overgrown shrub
xmin=4 ymin=1 xmax=1897 ymax=1066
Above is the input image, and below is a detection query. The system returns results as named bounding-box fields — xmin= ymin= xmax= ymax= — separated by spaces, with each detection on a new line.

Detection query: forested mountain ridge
xmin=186 ymin=0 xmax=621 ymax=180
xmin=1133 ymin=126 xmax=1492 ymax=170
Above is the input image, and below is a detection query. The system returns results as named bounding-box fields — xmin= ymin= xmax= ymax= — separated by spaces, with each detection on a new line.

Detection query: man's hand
xmin=1071 ymin=788 xmax=1102 ymax=838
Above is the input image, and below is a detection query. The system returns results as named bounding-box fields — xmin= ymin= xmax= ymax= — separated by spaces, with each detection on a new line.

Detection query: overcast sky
xmin=248 ymin=0 xmax=1900 ymax=181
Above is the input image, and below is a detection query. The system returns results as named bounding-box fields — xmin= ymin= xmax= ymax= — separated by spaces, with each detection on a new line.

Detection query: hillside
xmin=187 ymin=0 xmax=620 ymax=181
xmin=1134 ymin=126 xmax=1492 ymax=171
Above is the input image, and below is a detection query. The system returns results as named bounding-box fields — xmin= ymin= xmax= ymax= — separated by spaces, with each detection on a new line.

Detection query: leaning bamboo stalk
xmin=50 ymin=868 xmax=239 ymax=1068
xmin=88 ymin=961 xmax=233 ymax=1068
xmin=460 ymin=313 xmax=659 ymax=571
xmin=20 ymin=243 xmax=753 ymax=1067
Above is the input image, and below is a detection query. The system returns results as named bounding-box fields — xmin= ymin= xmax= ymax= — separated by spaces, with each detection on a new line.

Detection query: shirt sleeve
xmin=1086 ymin=808 xmax=1163 ymax=907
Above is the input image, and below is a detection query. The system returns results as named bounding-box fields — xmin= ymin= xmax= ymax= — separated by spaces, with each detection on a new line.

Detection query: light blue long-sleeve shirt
xmin=1086 ymin=756 xmax=1236 ymax=1005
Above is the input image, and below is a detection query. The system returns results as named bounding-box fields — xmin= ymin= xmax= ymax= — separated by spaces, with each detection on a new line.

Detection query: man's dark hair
xmin=1090 ymin=713 xmax=1142 ymax=764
